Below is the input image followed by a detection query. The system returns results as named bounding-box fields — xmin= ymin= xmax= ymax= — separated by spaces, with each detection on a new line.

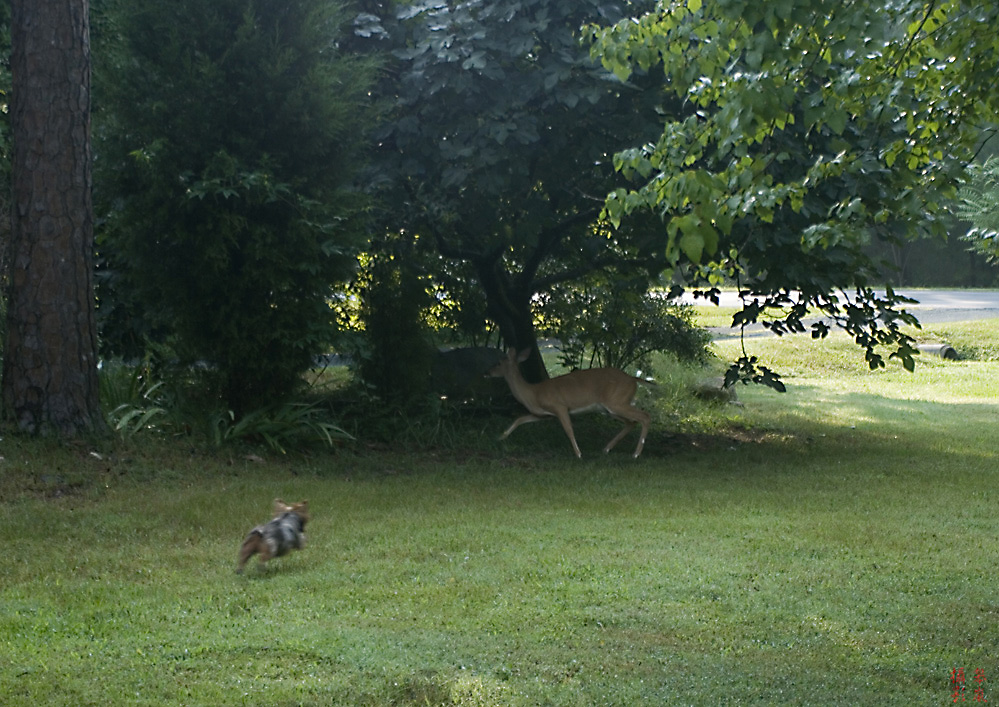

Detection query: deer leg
xmin=555 ymin=409 xmax=583 ymax=458
xmin=603 ymin=421 xmax=635 ymax=453
xmin=604 ymin=406 xmax=651 ymax=458
xmin=631 ymin=410 xmax=650 ymax=458
xmin=501 ymin=414 xmax=545 ymax=440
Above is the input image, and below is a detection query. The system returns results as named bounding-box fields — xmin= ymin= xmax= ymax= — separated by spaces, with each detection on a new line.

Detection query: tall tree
xmin=593 ymin=0 xmax=999 ymax=385
xmin=95 ymin=0 xmax=377 ymax=415
xmin=357 ymin=0 xmax=665 ymax=381
xmin=0 ymin=3 xmax=12 ymax=280
xmin=3 ymin=0 xmax=104 ymax=435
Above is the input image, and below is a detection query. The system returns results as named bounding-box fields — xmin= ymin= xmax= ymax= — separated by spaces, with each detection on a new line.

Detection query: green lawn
xmin=1 ymin=323 xmax=997 ymax=705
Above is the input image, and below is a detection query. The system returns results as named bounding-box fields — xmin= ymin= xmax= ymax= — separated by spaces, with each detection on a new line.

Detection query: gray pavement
xmin=889 ymin=289 xmax=999 ymax=323
xmin=682 ymin=289 xmax=999 ymax=337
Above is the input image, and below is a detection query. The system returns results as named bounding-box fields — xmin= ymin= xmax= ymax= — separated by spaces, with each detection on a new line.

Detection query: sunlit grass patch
xmin=907 ymin=317 xmax=999 ymax=361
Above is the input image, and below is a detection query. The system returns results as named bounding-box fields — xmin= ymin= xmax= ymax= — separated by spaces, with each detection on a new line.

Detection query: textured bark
xmin=3 ymin=0 xmax=105 ymax=435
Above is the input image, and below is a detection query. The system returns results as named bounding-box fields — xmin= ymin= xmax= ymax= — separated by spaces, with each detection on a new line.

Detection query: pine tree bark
xmin=3 ymin=0 xmax=105 ymax=435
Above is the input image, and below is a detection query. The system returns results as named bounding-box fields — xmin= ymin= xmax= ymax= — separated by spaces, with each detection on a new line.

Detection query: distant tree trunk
xmin=3 ymin=0 xmax=105 ymax=435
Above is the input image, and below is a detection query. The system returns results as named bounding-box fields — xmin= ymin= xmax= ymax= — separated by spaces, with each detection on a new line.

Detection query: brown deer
xmin=487 ymin=348 xmax=653 ymax=458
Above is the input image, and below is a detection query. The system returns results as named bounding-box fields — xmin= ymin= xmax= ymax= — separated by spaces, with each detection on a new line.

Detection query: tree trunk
xmin=3 ymin=0 xmax=105 ymax=435
xmin=475 ymin=256 xmax=549 ymax=383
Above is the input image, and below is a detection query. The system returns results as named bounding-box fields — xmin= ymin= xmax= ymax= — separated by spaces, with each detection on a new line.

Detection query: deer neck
xmin=504 ymin=366 xmax=547 ymax=413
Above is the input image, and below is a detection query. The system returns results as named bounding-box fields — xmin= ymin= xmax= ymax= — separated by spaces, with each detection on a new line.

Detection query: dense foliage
xmin=592 ymin=0 xmax=999 ymax=384
xmin=3 ymin=0 xmax=998 ymax=430
xmin=356 ymin=249 xmax=437 ymax=406
xmin=94 ymin=0 xmax=377 ymax=414
xmin=958 ymin=157 xmax=999 ymax=260
xmin=355 ymin=0 xmax=673 ymax=381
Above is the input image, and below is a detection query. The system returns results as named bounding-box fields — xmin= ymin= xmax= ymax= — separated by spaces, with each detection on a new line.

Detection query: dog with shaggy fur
xmin=236 ymin=499 xmax=308 ymax=574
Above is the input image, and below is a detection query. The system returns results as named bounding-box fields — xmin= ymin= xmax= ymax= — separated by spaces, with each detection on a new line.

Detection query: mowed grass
xmin=2 ymin=323 xmax=998 ymax=705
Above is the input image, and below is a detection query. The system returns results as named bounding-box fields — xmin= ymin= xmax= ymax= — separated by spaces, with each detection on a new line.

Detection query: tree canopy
xmin=357 ymin=0 xmax=672 ymax=380
xmin=591 ymin=0 xmax=999 ymax=385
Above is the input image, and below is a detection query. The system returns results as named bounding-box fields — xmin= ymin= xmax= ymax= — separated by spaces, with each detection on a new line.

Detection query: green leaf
xmin=679 ymin=231 xmax=704 ymax=262
xmin=604 ymin=189 xmax=627 ymax=229
xmin=826 ymin=109 xmax=848 ymax=135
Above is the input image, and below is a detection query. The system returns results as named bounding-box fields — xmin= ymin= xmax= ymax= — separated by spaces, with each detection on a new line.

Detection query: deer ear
xmin=516 ymin=349 xmax=531 ymax=363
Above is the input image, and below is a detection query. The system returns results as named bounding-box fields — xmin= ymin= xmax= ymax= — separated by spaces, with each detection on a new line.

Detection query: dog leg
xmin=236 ymin=532 xmax=262 ymax=574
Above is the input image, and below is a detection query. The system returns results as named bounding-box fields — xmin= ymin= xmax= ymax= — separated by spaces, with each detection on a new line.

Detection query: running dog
xmin=236 ymin=499 xmax=309 ymax=574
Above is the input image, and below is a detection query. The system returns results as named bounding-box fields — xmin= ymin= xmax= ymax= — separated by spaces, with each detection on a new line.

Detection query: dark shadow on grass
xmin=481 ymin=408 xmax=765 ymax=461
xmin=476 ymin=381 xmax=996 ymax=490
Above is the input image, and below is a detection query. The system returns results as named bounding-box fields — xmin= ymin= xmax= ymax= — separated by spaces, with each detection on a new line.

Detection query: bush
xmin=540 ymin=276 xmax=712 ymax=372
xmin=94 ymin=0 xmax=377 ymax=416
xmin=101 ymin=361 xmax=351 ymax=453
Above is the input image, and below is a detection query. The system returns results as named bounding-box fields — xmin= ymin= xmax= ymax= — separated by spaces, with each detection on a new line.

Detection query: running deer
xmin=487 ymin=348 xmax=653 ymax=458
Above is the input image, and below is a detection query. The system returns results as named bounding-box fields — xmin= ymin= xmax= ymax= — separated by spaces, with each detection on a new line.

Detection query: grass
xmin=2 ymin=323 xmax=999 ymax=705
xmin=692 ymin=304 xmax=744 ymax=329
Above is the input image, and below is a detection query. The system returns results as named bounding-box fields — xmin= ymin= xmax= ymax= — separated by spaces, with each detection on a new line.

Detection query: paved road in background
xmin=683 ymin=289 xmax=999 ymax=337
xmin=890 ymin=290 xmax=999 ymax=323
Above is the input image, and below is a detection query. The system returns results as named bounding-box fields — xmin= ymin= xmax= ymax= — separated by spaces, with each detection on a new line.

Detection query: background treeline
xmin=0 ymin=0 xmax=997 ymax=445
xmin=88 ymin=0 xmax=716 ymax=422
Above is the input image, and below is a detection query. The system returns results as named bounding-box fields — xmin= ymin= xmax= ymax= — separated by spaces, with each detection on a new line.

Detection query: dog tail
xmin=236 ymin=528 xmax=264 ymax=574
